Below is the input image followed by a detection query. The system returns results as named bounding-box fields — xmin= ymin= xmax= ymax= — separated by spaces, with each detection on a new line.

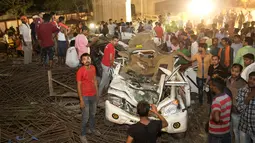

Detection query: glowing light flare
xmin=188 ymin=0 xmax=215 ymax=16
xmin=89 ymin=23 xmax=95 ymax=29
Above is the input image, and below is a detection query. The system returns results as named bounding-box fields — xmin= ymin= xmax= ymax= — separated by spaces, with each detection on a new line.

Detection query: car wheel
xmin=104 ymin=117 xmax=114 ymax=127
xmin=171 ymin=132 xmax=186 ymax=139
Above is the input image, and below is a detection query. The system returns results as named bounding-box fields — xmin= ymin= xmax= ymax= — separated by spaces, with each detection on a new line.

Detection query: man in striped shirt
xmin=208 ymin=78 xmax=232 ymax=143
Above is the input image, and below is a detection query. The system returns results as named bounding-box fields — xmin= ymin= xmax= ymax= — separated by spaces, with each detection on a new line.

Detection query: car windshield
xmin=127 ymin=84 xmax=159 ymax=104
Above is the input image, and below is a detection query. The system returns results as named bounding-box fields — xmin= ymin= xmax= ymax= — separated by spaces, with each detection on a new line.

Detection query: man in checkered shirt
xmin=237 ymin=71 xmax=255 ymax=143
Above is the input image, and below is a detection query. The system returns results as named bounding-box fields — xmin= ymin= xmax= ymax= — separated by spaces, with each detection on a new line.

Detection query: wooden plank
xmin=51 ymin=78 xmax=77 ymax=93
xmin=48 ymin=70 xmax=54 ymax=96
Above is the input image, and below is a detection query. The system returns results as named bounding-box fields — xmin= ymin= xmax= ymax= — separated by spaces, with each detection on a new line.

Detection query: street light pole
xmin=141 ymin=0 xmax=143 ymax=17
xmin=126 ymin=0 xmax=132 ymax=22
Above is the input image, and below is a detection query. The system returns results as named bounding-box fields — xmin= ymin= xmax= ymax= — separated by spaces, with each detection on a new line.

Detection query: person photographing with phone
xmin=126 ymin=100 xmax=168 ymax=143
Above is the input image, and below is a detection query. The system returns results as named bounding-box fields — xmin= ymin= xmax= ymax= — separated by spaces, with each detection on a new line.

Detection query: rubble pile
xmin=0 ymin=61 xmax=208 ymax=143
xmin=0 ymin=63 xmax=128 ymax=143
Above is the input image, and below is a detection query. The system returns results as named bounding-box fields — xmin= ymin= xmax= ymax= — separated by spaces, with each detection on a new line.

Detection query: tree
xmin=43 ymin=0 xmax=93 ymax=13
xmin=0 ymin=0 xmax=33 ymax=19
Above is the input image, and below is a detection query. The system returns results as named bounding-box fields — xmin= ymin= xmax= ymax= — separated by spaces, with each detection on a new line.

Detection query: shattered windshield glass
xmin=126 ymin=82 xmax=159 ymax=104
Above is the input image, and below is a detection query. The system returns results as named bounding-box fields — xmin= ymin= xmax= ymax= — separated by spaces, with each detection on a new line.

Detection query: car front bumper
xmin=105 ymin=100 xmax=188 ymax=134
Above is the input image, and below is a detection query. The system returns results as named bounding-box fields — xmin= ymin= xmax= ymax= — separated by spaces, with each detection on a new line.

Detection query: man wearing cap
xmin=19 ymin=16 xmax=32 ymax=64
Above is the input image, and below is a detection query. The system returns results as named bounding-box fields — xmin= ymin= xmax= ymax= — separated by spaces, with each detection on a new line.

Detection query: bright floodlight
xmin=189 ymin=0 xmax=214 ymax=16
xmin=89 ymin=23 xmax=95 ymax=29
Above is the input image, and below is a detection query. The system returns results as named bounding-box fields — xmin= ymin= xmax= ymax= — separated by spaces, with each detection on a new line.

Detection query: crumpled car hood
xmin=110 ymin=75 xmax=159 ymax=104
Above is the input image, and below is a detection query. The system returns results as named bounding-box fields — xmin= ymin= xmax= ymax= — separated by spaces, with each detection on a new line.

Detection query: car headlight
xmin=108 ymin=96 xmax=123 ymax=107
xmin=108 ymin=95 xmax=136 ymax=114
xmin=160 ymin=100 xmax=179 ymax=116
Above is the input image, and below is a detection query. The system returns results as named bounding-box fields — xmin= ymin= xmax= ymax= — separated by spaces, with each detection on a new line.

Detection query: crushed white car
xmin=105 ymin=62 xmax=191 ymax=134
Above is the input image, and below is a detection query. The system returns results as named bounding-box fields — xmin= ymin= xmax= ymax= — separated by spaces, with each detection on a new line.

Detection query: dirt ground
xmin=0 ymin=58 xmax=210 ymax=143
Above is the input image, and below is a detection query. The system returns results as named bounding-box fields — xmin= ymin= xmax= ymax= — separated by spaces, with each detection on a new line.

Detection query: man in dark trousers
xmin=178 ymin=43 xmax=212 ymax=105
xmin=37 ymin=13 xmax=59 ymax=68
xmin=126 ymin=100 xmax=168 ymax=143
xmin=77 ymin=53 xmax=101 ymax=143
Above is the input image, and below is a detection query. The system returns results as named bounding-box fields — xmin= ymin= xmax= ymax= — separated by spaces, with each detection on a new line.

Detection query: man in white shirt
xmin=216 ymin=28 xmax=228 ymax=42
xmin=3 ymin=31 xmax=9 ymax=44
xmin=190 ymin=35 xmax=198 ymax=56
xmin=108 ymin=19 xmax=116 ymax=36
xmin=19 ymin=16 xmax=32 ymax=64
xmin=231 ymin=35 xmax=243 ymax=57
xmin=165 ymin=13 xmax=171 ymax=25
xmin=58 ymin=16 xmax=69 ymax=66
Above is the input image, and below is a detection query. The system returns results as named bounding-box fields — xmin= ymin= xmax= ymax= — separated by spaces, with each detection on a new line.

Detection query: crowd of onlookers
xmin=150 ymin=11 xmax=255 ymax=143
xmin=95 ymin=10 xmax=255 ymax=143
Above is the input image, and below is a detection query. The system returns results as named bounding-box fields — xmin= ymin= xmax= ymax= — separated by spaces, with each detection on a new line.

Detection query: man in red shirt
xmin=50 ymin=12 xmax=58 ymax=27
xmin=77 ymin=53 xmax=101 ymax=143
xmin=37 ymin=13 xmax=59 ymax=68
xmin=98 ymin=36 xmax=119 ymax=97
xmin=208 ymin=78 xmax=232 ymax=143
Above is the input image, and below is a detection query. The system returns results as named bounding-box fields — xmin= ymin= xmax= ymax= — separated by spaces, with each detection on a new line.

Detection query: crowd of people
xmin=1 ymin=9 xmax=255 ymax=143
xmin=150 ymin=11 xmax=255 ymax=143
xmin=77 ymin=12 xmax=255 ymax=143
